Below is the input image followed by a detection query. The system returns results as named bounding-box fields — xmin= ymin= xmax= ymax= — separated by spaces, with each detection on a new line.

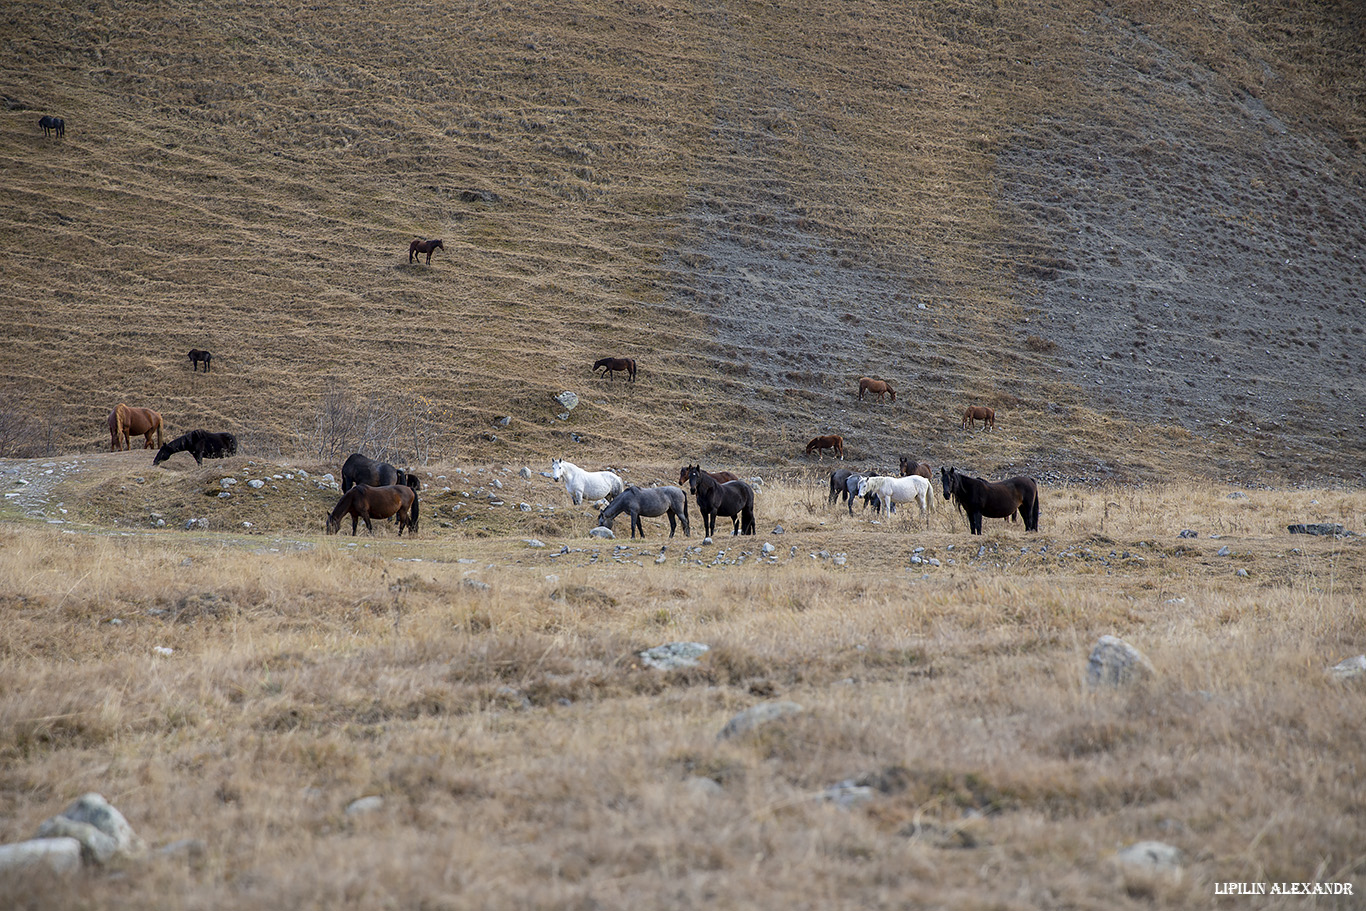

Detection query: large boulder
xmin=0 ymin=838 xmax=83 ymax=876
xmin=718 ymin=701 xmax=804 ymax=740
xmin=35 ymin=793 xmax=144 ymax=864
xmin=1086 ymin=635 xmax=1155 ymax=688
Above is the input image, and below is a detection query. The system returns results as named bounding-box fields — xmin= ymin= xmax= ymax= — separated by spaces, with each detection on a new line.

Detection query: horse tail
xmin=410 ymin=491 xmax=420 ymax=535
xmin=154 ymin=413 xmax=164 ymax=448
xmin=1026 ymin=485 xmax=1039 ymax=531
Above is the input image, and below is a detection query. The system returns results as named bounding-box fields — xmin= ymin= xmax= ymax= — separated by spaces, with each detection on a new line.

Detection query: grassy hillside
xmin=1 ymin=0 xmax=1363 ymax=485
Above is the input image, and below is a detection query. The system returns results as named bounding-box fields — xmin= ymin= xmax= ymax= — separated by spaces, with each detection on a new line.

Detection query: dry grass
xmin=1 ymin=467 xmax=1364 ymax=908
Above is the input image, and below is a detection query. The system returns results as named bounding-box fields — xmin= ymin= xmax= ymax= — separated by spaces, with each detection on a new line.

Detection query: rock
xmin=822 ymin=781 xmax=878 ymax=810
xmin=549 ymin=585 xmax=617 ymax=608
xmin=345 ymin=796 xmax=384 ymax=817
xmin=1288 ymin=523 xmax=1348 ymax=536
xmin=1216 ymin=545 xmax=1230 ymax=556
xmin=320 ymin=473 xmax=336 ymax=484
xmin=1235 ymin=568 xmax=1248 ymax=577
xmin=462 ymin=579 xmax=491 ymax=593
xmin=761 ymin=542 xmax=775 ymax=555
xmin=1114 ymin=840 xmax=1183 ymax=873
xmin=654 ymin=550 xmax=667 ymax=564
xmin=702 ymin=536 xmax=713 ymax=546
xmin=639 ymin=642 xmax=709 ymax=670
xmin=718 ymin=700 xmax=804 ymax=740
xmin=492 ymin=479 xmax=502 ymax=490
xmin=1329 ymin=655 xmax=1366 ymax=680
xmin=1177 ymin=529 xmax=1196 ymax=538
xmin=217 ymin=491 xmax=230 ymax=499
xmin=0 ymin=838 xmax=83 ymax=875
xmin=588 ymin=526 xmax=614 ymax=539
xmin=184 ymin=517 xmax=208 ymax=530
xmin=1086 ymin=635 xmax=1155 ymax=687
xmin=772 ymin=525 xmax=784 ymax=535
xmin=519 ymin=467 xmax=532 ymax=479
xmin=685 ymin=777 xmax=724 ymax=798
xmin=219 ymin=477 xmax=237 ymax=488
xmin=554 ymin=391 xmax=579 ymax=411
xmin=247 ymin=479 xmax=265 ymax=489
xmin=494 ymin=416 xmax=511 ymax=427
xmin=1228 ymin=491 xmax=1247 ymax=499
xmin=36 ymin=793 xmax=144 ymax=864
xmin=524 ymin=538 xmax=545 ymax=548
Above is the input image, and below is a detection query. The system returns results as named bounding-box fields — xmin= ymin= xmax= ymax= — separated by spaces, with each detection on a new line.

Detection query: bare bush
xmin=303 ymin=383 xmax=439 ymax=466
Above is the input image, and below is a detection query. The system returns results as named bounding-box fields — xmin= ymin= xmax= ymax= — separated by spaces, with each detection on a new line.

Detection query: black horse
xmin=940 ymin=466 xmax=1039 ymax=535
xmin=153 ymin=430 xmax=237 ymax=466
xmin=188 ymin=349 xmax=212 ymax=372
xmin=39 ymin=116 xmax=65 ymax=138
xmin=686 ymin=466 xmax=755 ymax=536
xmin=341 ymin=452 xmax=420 ymax=494
xmin=408 ymin=238 xmax=443 ymax=264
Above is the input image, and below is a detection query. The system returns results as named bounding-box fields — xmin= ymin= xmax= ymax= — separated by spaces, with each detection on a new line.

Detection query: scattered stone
xmin=247 ymin=479 xmax=265 ymax=489
xmin=494 ymin=416 xmax=511 ymax=427
xmin=184 ymin=517 xmax=207 ymax=530
xmin=154 ymin=646 xmax=174 ymax=657
xmin=35 ymin=817 xmax=118 ymax=865
xmin=588 ymin=526 xmax=614 ymax=539
xmin=554 ymin=391 xmax=579 ymax=411
xmin=1228 ymin=491 xmax=1247 ymax=499
xmin=345 ymin=796 xmax=384 ymax=817
xmin=1086 ymin=635 xmax=1155 ymax=687
xmin=1235 ymin=568 xmax=1248 ymax=577
xmin=550 ymin=585 xmax=617 ymax=609
xmin=639 ymin=642 xmax=709 ymax=670
xmin=219 ymin=477 xmax=237 ymax=488
xmin=462 ymin=579 xmax=491 ymax=594
xmin=0 ymin=838 xmax=83 ymax=875
xmin=1177 ymin=529 xmax=1196 ymax=538
xmin=35 ymin=793 xmax=144 ymax=865
xmin=482 ymin=433 xmax=498 ymax=443
xmin=492 ymin=479 xmax=503 ymax=490
xmin=217 ymin=491 xmax=230 ymax=499
xmin=320 ymin=473 xmax=336 ymax=485
xmin=1328 ymin=655 xmax=1366 ymax=680
xmin=654 ymin=550 xmax=667 ymax=564
xmin=684 ymin=777 xmax=723 ymax=798
xmin=524 ymin=538 xmax=545 ymax=548
xmin=821 ymin=781 xmax=878 ymax=810
xmin=518 ymin=502 xmax=531 ymax=512
xmin=1216 ymin=545 xmax=1230 ymax=556
xmin=1114 ymin=840 xmax=1183 ymax=873
xmin=761 ymin=542 xmax=775 ymax=555
xmin=718 ymin=700 xmax=804 ymax=740
xmin=702 ymin=536 xmax=713 ymax=546
xmin=1288 ymin=523 xmax=1349 ymax=536
xmin=519 ymin=467 xmax=532 ymax=479
xmin=772 ymin=525 xmax=784 ymax=535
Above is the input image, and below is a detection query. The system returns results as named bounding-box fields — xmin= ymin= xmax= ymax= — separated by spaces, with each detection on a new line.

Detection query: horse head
xmin=325 ymin=515 xmax=341 ymax=535
xmin=685 ymin=465 xmax=700 ymax=493
xmin=940 ymin=466 xmax=955 ymax=499
xmin=551 ymin=458 xmax=563 ymax=480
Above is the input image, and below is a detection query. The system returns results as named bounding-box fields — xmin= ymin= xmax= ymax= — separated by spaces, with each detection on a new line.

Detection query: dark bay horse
xmin=962 ymin=405 xmax=995 ymax=431
xmin=830 ymin=469 xmax=880 ymax=516
xmin=940 ymin=466 xmax=1038 ymax=534
xmin=108 ymin=404 xmax=164 ymax=451
xmin=593 ymin=357 xmax=637 ymax=382
xmin=597 ymin=486 xmax=690 ymax=538
xmin=153 ymin=430 xmax=237 ymax=466
xmin=188 ymin=349 xmax=212 ymax=372
xmin=341 ymin=453 xmax=420 ymax=493
xmin=39 ymin=116 xmax=65 ymax=138
xmin=678 ymin=465 xmax=740 ymax=486
xmin=325 ymin=484 xmax=418 ymax=536
xmin=409 ymin=238 xmax=443 ymax=264
xmin=806 ymin=434 xmax=844 ymax=460
xmin=899 ymin=457 xmax=932 ymax=480
xmin=858 ymin=377 xmax=896 ymax=402
xmin=686 ymin=466 xmax=755 ymax=536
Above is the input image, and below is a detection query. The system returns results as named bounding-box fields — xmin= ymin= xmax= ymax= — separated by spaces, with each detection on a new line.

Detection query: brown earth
xmin=0 ymin=0 xmax=1363 ymax=488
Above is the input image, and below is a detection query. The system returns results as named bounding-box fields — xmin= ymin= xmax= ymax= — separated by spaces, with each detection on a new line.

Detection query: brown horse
xmin=806 ymin=434 xmax=845 ymax=460
xmin=408 ymin=238 xmax=444 ymax=264
xmin=962 ymin=405 xmax=995 ymax=431
xmin=325 ymin=484 xmax=419 ymax=536
xmin=108 ymin=404 xmax=164 ymax=451
xmin=941 ymin=466 xmax=1038 ymax=534
xmin=858 ymin=377 xmax=896 ymax=402
xmin=677 ymin=465 xmax=740 ymax=486
xmin=899 ymin=457 xmax=932 ymax=480
xmin=593 ymin=357 xmax=637 ymax=382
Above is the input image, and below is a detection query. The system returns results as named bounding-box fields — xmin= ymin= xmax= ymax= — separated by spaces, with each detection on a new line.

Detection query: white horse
xmin=857 ymin=475 xmax=933 ymax=517
xmin=551 ymin=458 xmax=625 ymax=506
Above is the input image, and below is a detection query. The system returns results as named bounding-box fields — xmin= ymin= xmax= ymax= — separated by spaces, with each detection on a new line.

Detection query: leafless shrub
xmin=0 ymin=400 xmax=59 ymax=457
xmin=303 ymin=383 xmax=440 ymax=465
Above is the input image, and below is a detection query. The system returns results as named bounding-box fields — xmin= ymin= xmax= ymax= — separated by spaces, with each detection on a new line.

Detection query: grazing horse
xmin=940 ymin=466 xmax=1039 ymax=534
xmin=187 ymin=349 xmax=212 ymax=372
xmin=153 ymin=430 xmax=237 ymax=466
xmin=899 ymin=457 xmax=932 ymax=480
xmin=806 ymin=434 xmax=845 ymax=460
xmin=678 ymin=464 xmax=740 ymax=486
xmin=962 ymin=405 xmax=995 ymax=431
xmin=593 ymin=357 xmax=637 ymax=382
xmin=686 ymin=466 xmax=755 ymax=536
xmin=552 ymin=458 xmax=624 ymax=506
xmin=325 ymin=484 xmax=419 ymax=536
xmin=108 ymin=404 xmax=164 ymax=451
xmin=858 ymin=377 xmax=896 ymax=402
xmin=858 ymin=475 xmax=934 ymax=517
xmin=408 ymin=238 xmax=444 ymax=264
xmin=38 ymin=116 xmax=65 ymax=138
xmin=341 ymin=453 xmax=421 ymax=494
xmin=596 ymin=486 xmax=690 ymax=538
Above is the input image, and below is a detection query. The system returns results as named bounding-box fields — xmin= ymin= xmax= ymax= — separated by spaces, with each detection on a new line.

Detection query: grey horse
xmin=596 ymin=486 xmax=690 ymax=538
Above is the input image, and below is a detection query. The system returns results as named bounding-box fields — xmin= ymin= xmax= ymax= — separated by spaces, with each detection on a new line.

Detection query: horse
xmin=940 ymin=466 xmax=1039 ymax=534
xmin=678 ymin=465 xmax=740 ymax=486
xmin=153 ymin=429 xmax=237 ymax=466
xmin=596 ymin=486 xmax=690 ymax=538
xmin=806 ymin=434 xmax=845 ymax=460
xmin=829 ymin=468 xmax=857 ymax=505
xmin=858 ymin=475 xmax=934 ymax=517
xmin=187 ymin=349 xmax=212 ymax=372
xmin=341 ymin=453 xmax=421 ymax=494
xmin=858 ymin=377 xmax=896 ymax=402
xmin=837 ymin=471 xmax=882 ymax=516
xmin=38 ymin=116 xmax=65 ymax=138
xmin=107 ymin=404 xmax=164 ymax=451
xmin=325 ymin=483 xmax=419 ymax=536
xmin=408 ymin=238 xmax=443 ymax=264
xmin=899 ymin=457 xmax=932 ymax=480
xmin=552 ymin=458 xmax=624 ymax=506
xmin=962 ymin=405 xmax=995 ymax=431
xmin=593 ymin=357 xmax=637 ymax=382
xmin=686 ymin=465 xmax=755 ymax=536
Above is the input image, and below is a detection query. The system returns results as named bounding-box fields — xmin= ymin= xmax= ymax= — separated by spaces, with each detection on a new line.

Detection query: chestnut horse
xmin=408 ymin=238 xmax=444 ymax=264
xmin=899 ymin=457 xmax=932 ymax=480
xmin=962 ymin=405 xmax=995 ymax=431
xmin=108 ymin=404 xmax=164 ymax=451
xmin=593 ymin=357 xmax=637 ymax=382
xmin=940 ymin=466 xmax=1038 ymax=534
xmin=325 ymin=483 xmax=419 ymax=536
xmin=858 ymin=377 xmax=896 ymax=402
xmin=806 ymin=434 xmax=845 ymax=460
xmin=678 ymin=465 xmax=740 ymax=486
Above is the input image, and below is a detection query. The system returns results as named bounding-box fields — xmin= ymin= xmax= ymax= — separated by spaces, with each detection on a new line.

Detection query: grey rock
xmin=588 ymin=526 xmax=615 ymax=539
xmin=702 ymin=536 xmax=713 ymax=546
xmin=1115 ymin=840 xmax=1183 ymax=872
xmin=219 ymin=477 xmax=237 ymax=488
xmin=640 ymin=642 xmax=709 ymax=670
xmin=492 ymin=479 xmax=502 ymax=490
xmin=462 ymin=579 xmax=491 ymax=593
xmin=718 ymin=700 xmax=804 ymax=740
xmin=1228 ymin=491 xmax=1247 ymax=499
xmin=217 ymin=491 xmax=230 ymax=498
xmin=345 ymin=796 xmax=384 ymax=816
xmin=1177 ymin=529 xmax=1196 ymax=538
xmin=822 ymin=781 xmax=878 ymax=810
xmin=524 ymin=538 xmax=545 ymax=548
xmin=1086 ymin=635 xmax=1155 ymax=687
xmin=554 ymin=391 xmax=579 ymax=411
xmin=247 ymin=478 xmax=265 ymax=489
xmin=519 ymin=467 xmax=532 ymax=479
xmin=37 ymin=793 xmax=144 ymax=863
xmin=761 ymin=542 xmax=775 ymax=555
xmin=1216 ymin=545 xmax=1230 ymax=556
xmin=0 ymin=838 xmax=83 ymax=875
xmin=1288 ymin=523 xmax=1349 ymax=536
xmin=772 ymin=525 xmax=784 ymax=534
xmin=685 ymin=777 xmax=724 ymax=798
xmin=1329 ymin=655 xmax=1366 ymax=680
xmin=184 ymin=517 xmax=208 ymax=530
xmin=35 ymin=817 xmax=119 ymax=865
xmin=494 ymin=416 xmax=512 ymax=427
xmin=1235 ymin=568 xmax=1248 ymax=577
